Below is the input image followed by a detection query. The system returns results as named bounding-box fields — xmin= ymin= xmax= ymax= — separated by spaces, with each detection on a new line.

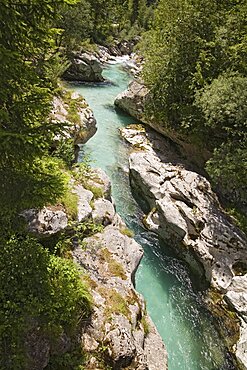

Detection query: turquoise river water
xmin=69 ymin=63 xmax=234 ymax=370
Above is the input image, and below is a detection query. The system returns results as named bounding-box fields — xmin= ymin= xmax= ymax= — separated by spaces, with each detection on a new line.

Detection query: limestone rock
xmin=52 ymin=92 xmax=97 ymax=146
xmin=73 ymin=225 xmax=168 ymax=369
xmin=64 ymin=53 xmax=104 ymax=82
xmin=114 ymin=80 xmax=149 ymax=121
xmin=73 ymin=184 xmax=93 ymax=222
xmin=23 ymin=207 xmax=68 ymax=236
xmin=225 ymin=275 xmax=247 ymax=319
xmin=92 ymin=198 xmax=115 ymax=225
xmin=124 ymin=126 xmax=247 ymax=369
xmin=144 ymin=317 xmax=168 ymax=370
xmin=86 ymin=167 xmax=112 ymax=200
xmin=130 ymin=151 xmax=247 ymax=293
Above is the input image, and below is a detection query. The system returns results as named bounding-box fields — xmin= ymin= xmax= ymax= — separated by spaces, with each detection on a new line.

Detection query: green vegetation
xmin=140 ymin=0 xmax=247 ymax=208
xmin=57 ymin=0 xmax=156 ymax=54
xmin=140 ymin=315 xmax=150 ymax=336
xmin=99 ymin=288 xmax=130 ymax=319
xmin=120 ymin=227 xmax=135 ymax=238
xmin=0 ymin=1 xmax=95 ymax=368
xmin=0 ymin=236 xmax=92 ymax=369
xmin=99 ymin=248 xmax=127 ymax=280
xmin=59 ymin=186 xmax=79 ymax=220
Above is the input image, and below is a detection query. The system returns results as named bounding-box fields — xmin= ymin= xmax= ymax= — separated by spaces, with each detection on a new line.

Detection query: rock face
xmin=22 ymin=207 xmax=68 ymax=236
xmin=115 ymin=80 xmax=149 ymax=122
xmin=115 ymin=80 xmax=211 ymax=168
xmin=23 ymin=166 xmax=168 ymax=370
xmin=64 ymin=53 xmax=104 ymax=82
xmin=73 ymin=224 xmax=168 ymax=370
xmin=72 ymin=168 xmax=167 ymax=369
xmin=52 ymin=91 xmax=97 ymax=145
xmin=121 ymin=124 xmax=247 ymax=369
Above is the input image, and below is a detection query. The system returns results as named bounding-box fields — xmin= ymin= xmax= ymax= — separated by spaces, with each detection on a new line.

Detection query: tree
xmin=140 ymin=0 xmax=247 ymax=205
xmin=0 ymin=0 xmax=75 ymax=230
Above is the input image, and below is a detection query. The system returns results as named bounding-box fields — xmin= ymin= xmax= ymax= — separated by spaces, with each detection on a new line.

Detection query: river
xmin=69 ymin=61 xmax=234 ymax=370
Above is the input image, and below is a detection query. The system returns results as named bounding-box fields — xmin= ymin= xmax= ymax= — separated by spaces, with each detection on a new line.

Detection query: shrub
xmin=0 ymin=236 xmax=92 ymax=369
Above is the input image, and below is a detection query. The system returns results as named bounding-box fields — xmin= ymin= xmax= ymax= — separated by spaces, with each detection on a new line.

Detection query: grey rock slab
xmin=115 ymin=80 xmax=149 ymax=121
xmin=52 ymin=93 xmax=97 ymax=145
xmin=64 ymin=52 xmax=104 ymax=82
xmin=73 ymin=184 xmax=93 ymax=222
xmin=92 ymin=198 xmax=115 ymax=225
xmin=23 ymin=207 xmax=68 ymax=236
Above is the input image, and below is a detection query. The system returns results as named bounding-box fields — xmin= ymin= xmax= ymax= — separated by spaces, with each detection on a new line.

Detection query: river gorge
xmin=68 ymin=61 xmax=235 ymax=370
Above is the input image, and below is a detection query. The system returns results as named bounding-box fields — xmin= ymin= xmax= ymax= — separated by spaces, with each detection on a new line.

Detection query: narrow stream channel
xmin=69 ymin=62 xmax=234 ymax=370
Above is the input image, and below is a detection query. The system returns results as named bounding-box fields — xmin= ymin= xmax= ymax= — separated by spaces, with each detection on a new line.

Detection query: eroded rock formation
xmin=121 ymin=124 xmax=247 ymax=370
xmin=64 ymin=52 xmax=104 ymax=82
xmin=51 ymin=91 xmax=97 ymax=146
xmin=24 ymin=166 xmax=168 ymax=370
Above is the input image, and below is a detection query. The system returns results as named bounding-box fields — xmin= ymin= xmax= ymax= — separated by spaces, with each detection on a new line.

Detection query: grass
xmin=120 ymin=227 xmax=134 ymax=238
xmin=99 ymin=248 xmax=127 ymax=280
xmin=59 ymin=188 xmax=78 ymax=220
xmin=86 ymin=184 xmax=104 ymax=199
xmin=140 ymin=316 xmax=150 ymax=336
xmin=98 ymin=287 xmax=130 ymax=319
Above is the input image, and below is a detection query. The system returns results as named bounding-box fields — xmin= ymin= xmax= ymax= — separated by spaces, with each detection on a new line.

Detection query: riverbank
xmin=120 ymin=122 xmax=247 ymax=370
xmin=70 ymin=62 xmax=237 ymax=369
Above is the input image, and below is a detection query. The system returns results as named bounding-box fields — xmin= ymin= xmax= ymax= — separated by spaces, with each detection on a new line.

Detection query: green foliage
xmin=86 ymin=185 xmax=104 ymax=199
xmin=140 ymin=0 xmax=247 ymax=207
xmin=120 ymin=227 xmax=135 ymax=238
xmin=59 ymin=186 xmax=79 ymax=220
xmin=0 ymin=1 xmax=75 ymax=232
xmin=206 ymin=143 xmax=247 ymax=205
xmin=0 ymin=236 xmax=92 ymax=369
xmin=57 ymin=0 xmax=155 ymax=49
xmin=195 ymin=73 xmax=247 ymax=143
xmin=140 ymin=315 xmax=150 ymax=336
xmin=73 ymin=220 xmax=104 ymax=241
xmin=99 ymin=248 xmax=127 ymax=280
xmin=0 ymin=157 xmax=67 ymax=234
xmin=46 ymin=346 xmax=86 ymax=370
xmin=52 ymin=138 xmax=75 ymax=167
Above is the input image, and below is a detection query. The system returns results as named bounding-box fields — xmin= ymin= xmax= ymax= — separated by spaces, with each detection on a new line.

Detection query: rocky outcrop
xmin=63 ymin=52 xmax=104 ymax=82
xmin=115 ymin=81 xmax=211 ymax=168
xmin=73 ymin=224 xmax=167 ymax=370
xmin=121 ymin=124 xmax=247 ymax=369
xmin=52 ymin=91 xmax=97 ymax=146
xmin=115 ymin=80 xmax=149 ymax=121
xmin=22 ymin=207 xmax=68 ymax=236
xmin=23 ymin=166 xmax=168 ymax=370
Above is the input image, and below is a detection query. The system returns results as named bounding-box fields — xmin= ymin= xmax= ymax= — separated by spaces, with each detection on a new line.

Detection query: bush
xmin=0 ymin=236 xmax=92 ymax=369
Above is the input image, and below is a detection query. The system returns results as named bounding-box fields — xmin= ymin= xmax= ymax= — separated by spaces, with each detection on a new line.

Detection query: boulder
xmin=22 ymin=207 xmax=68 ymax=236
xmin=51 ymin=91 xmax=97 ymax=146
xmin=73 ymin=184 xmax=93 ymax=222
xmin=92 ymin=198 xmax=116 ymax=226
xmin=86 ymin=167 xmax=112 ymax=200
xmin=115 ymin=80 xmax=149 ymax=122
xmin=63 ymin=53 xmax=104 ymax=82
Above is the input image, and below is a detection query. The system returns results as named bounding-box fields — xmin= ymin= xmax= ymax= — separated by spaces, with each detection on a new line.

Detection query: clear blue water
xmin=69 ymin=64 xmax=233 ymax=370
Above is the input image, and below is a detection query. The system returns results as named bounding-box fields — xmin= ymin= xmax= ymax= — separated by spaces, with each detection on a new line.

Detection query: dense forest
xmin=140 ymin=0 xmax=247 ymax=212
xmin=0 ymin=0 xmax=246 ymax=368
xmin=0 ymin=0 xmax=155 ymax=368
